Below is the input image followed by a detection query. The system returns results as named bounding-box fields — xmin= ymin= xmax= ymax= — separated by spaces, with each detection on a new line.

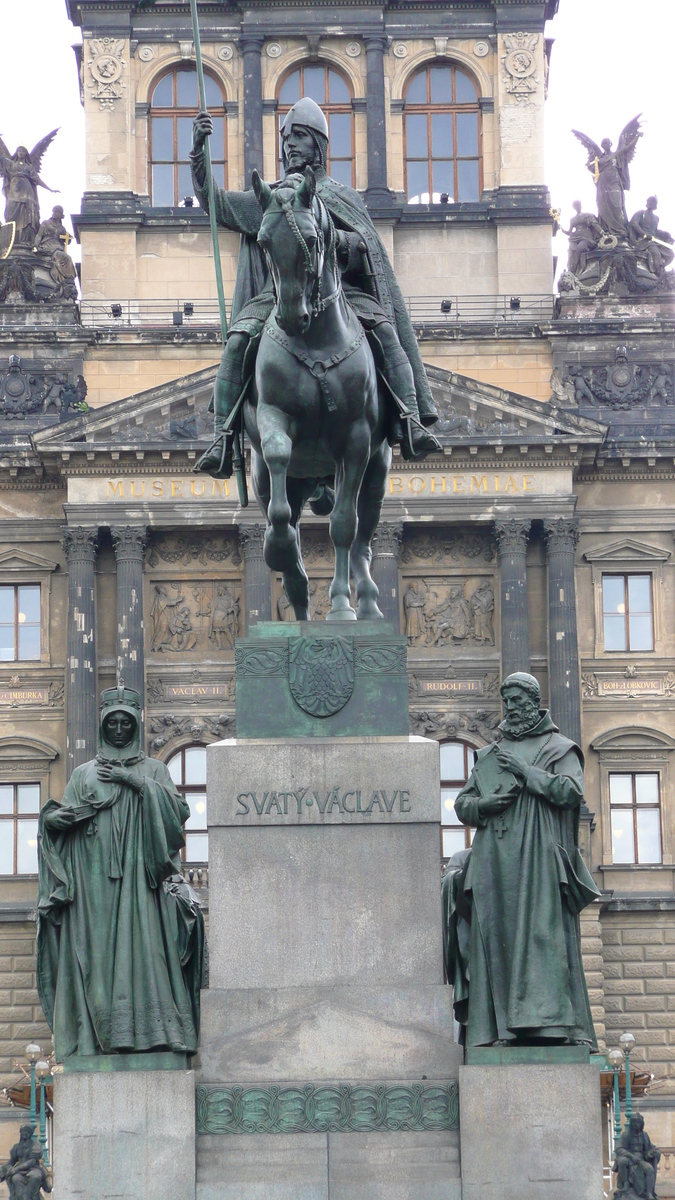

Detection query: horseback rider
xmin=190 ymin=96 xmax=441 ymax=478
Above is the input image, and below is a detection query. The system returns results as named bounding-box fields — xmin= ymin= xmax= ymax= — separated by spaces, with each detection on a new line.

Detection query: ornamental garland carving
xmin=87 ymin=38 xmax=127 ymax=110
xmin=401 ymin=529 xmax=495 ymax=565
xmin=409 ymin=708 xmax=501 ymax=744
xmin=196 ymin=1082 xmax=459 ymax=1136
xmin=147 ymin=533 xmax=241 ymax=568
xmin=501 ymin=32 xmax=539 ymax=100
xmin=148 ymin=712 xmax=233 ymax=751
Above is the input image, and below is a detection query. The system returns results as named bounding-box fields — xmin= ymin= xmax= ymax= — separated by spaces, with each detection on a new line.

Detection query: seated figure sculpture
xmin=36 ymin=686 xmax=205 ymax=1059
xmin=614 ymin=1113 xmax=661 ymax=1200
xmin=0 ymin=1124 xmax=52 ymax=1199
xmin=442 ymin=672 xmax=600 ymax=1048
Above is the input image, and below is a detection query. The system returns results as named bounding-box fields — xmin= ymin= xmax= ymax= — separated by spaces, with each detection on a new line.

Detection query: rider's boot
xmin=374 ymin=330 xmax=441 ymax=460
xmin=194 ymin=334 xmax=249 ymax=479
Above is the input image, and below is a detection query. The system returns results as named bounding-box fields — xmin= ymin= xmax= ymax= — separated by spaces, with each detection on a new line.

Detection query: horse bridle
xmin=276 ymin=193 xmax=341 ymax=317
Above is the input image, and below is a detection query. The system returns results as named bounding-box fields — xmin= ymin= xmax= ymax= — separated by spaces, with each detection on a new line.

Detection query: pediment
xmin=31 ymin=361 xmax=607 ymax=459
xmin=0 ymin=547 xmax=59 ymax=572
xmin=591 ymin=727 xmax=675 ymax=753
xmin=583 ymin=538 xmax=671 ymax=564
xmin=0 ymin=735 xmax=59 ymax=764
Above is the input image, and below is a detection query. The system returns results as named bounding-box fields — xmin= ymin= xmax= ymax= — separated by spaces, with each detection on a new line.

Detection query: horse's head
xmin=253 ymin=167 xmax=328 ymax=338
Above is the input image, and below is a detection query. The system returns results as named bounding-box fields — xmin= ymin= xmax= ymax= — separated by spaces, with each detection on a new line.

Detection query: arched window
xmin=167 ymin=744 xmax=208 ymax=862
xmin=149 ymin=67 xmax=227 ymax=206
xmin=440 ymin=740 xmax=476 ymax=858
xmin=404 ymin=63 xmax=481 ymax=204
xmin=277 ymin=64 xmax=354 ymax=186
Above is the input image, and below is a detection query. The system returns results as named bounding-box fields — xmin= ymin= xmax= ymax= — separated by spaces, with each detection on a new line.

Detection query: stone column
xmin=112 ymin=526 xmax=147 ymax=700
xmin=494 ymin=518 xmax=531 ymax=680
xmin=62 ymin=527 xmax=99 ymax=779
xmin=239 ymin=34 xmax=264 ymax=182
xmin=371 ymin=521 xmax=403 ymax=629
xmin=239 ymin=523 xmax=272 ymax=625
xmin=364 ymin=35 xmax=392 ymax=206
xmin=543 ymin=517 xmax=581 ymax=745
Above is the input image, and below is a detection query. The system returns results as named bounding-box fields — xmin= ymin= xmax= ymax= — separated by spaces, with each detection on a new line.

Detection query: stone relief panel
xmin=87 ymin=38 xmax=127 ymax=110
xmin=400 ymin=529 xmax=496 ymax=566
xmin=149 ymin=580 xmax=242 ymax=655
xmin=147 ymin=532 xmax=241 ymax=568
xmin=563 ymin=348 xmax=674 ymax=410
xmin=501 ymin=32 xmax=539 ymax=100
xmin=401 ymin=577 xmax=495 ymax=650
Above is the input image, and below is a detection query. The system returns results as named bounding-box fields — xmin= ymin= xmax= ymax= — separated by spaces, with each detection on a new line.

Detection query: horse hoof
xmin=326 ymin=605 xmax=357 ymax=621
xmin=264 ymin=526 xmax=298 ymax=572
xmin=357 ymin=603 xmax=384 ymax=620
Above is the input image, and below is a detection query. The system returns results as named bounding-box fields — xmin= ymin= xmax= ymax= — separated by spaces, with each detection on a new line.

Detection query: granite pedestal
xmin=53 ymin=1057 xmax=196 ymax=1200
xmin=198 ymin=716 xmax=461 ymax=1199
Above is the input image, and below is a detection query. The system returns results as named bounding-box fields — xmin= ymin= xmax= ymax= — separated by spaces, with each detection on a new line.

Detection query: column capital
xmin=373 ymin=521 xmax=404 ymax=556
xmin=112 ymin=525 xmax=147 ymax=560
xmin=238 ymin=523 xmax=267 ymax=558
xmin=238 ymin=34 xmax=264 ymax=54
xmin=364 ymin=34 xmax=388 ymax=53
xmin=543 ymin=517 xmax=579 ymax=554
xmin=62 ymin=526 xmax=98 ymax=562
xmin=494 ymin=517 xmax=531 ymax=555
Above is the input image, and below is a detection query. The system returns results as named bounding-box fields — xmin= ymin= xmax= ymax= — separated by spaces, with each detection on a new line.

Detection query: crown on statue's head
xmin=100 ymin=683 xmax=142 ymax=714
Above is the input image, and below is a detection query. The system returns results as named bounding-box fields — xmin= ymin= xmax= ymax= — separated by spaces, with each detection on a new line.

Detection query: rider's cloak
xmin=190 ymin=149 xmax=436 ymax=419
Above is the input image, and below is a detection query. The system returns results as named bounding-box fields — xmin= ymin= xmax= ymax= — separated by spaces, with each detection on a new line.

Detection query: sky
xmin=0 ymin=0 xmax=673 ymax=279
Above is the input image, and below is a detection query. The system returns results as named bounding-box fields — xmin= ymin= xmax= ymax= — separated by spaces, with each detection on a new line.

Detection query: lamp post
xmin=36 ymin=1059 xmax=51 ymax=1166
xmin=25 ymin=1043 xmax=41 ymax=1131
xmin=619 ymin=1031 xmax=636 ymax=1127
xmin=607 ymin=1047 xmax=625 ymax=1152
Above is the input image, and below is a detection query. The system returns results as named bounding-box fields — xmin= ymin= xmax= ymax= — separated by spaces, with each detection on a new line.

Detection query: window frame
xmin=275 ymin=62 xmax=355 ymax=187
xmin=166 ymin=743 xmax=208 ymax=864
xmin=440 ymin=739 xmax=476 ymax=860
xmin=601 ymin=573 xmax=654 ymax=654
xmin=591 ymin=726 xmax=675 ymax=871
xmin=0 ymin=583 xmax=41 ymax=663
xmin=148 ymin=65 xmax=227 ymax=207
xmin=0 ymin=781 xmax=41 ymax=876
xmin=608 ymin=771 xmax=662 ymax=865
xmin=584 ymin=541 xmax=669 ymax=660
xmin=403 ymin=61 xmax=483 ymax=205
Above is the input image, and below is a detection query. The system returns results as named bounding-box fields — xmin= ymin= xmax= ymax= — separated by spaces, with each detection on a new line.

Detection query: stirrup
xmin=194 ymin=431 xmax=234 ymax=479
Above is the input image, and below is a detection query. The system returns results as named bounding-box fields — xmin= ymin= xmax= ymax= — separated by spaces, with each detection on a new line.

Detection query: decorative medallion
xmin=87 ymin=38 xmax=127 ymax=110
xmin=217 ymin=45 xmax=234 ymax=61
xmin=473 ymin=41 xmax=490 ymax=58
xmin=345 ymin=41 xmax=362 ymax=57
xmin=138 ymin=46 xmax=155 ymax=62
xmin=266 ymin=42 xmax=282 ymax=58
xmin=501 ymin=32 xmax=539 ymax=98
xmin=393 ymin=43 xmax=409 ymax=58
xmin=289 ymin=636 xmax=354 ymax=718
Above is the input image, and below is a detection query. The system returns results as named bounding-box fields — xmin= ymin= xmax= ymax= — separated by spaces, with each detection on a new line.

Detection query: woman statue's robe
xmin=37 ymin=749 xmax=204 ymax=1059
xmin=449 ymin=710 xmax=600 ymax=1048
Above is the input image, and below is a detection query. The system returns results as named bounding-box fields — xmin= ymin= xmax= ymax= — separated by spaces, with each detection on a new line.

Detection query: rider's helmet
xmin=280 ymin=97 xmax=329 ymax=171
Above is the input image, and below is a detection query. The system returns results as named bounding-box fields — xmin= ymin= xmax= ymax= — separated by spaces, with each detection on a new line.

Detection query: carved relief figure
xmin=470 ymin=581 xmax=495 ymax=645
xmin=209 ymin=585 xmax=240 ymax=649
xmin=277 ymin=591 xmax=296 ymax=622
xmin=434 ymin=586 xmax=472 ymax=644
xmin=169 ymin=606 xmax=198 ymax=652
xmin=0 ymin=1124 xmax=51 ymax=1199
xmin=567 ymin=364 xmax=596 ymax=405
xmin=0 ymin=131 xmax=58 ymax=247
xmin=151 ymin=585 xmax=183 ymax=651
xmin=403 ymin=582 xmax=426 ymax=643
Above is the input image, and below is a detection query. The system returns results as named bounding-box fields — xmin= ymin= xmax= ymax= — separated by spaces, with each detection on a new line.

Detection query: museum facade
xmin=2 ymin=0 xmax=675 ymax=1179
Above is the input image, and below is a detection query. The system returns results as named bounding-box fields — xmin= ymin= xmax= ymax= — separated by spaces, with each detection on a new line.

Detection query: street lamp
xmin=607 ymin=1047 xmax=625 ymax=1151
xmin=619 ymin=1031 xmax=636 ymax=1126
xmin=36 ymin=1060 xmax=51 ymax=1166
xmin=25 ymin=1044 xmax=41 ymax=1130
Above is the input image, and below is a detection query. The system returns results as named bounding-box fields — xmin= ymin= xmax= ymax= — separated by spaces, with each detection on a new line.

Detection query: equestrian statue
xmin=190 ymin=97 xmax=441 ymax=622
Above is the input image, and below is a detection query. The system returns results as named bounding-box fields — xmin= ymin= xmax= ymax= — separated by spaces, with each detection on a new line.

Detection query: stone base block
xmin=196 ymin=1130 xmax=460 ymax=1200
xmin=459 ymin=1062 xmax=603 ymax=1200
xmin=53 ymin=1067 xmax=196 ymax=1200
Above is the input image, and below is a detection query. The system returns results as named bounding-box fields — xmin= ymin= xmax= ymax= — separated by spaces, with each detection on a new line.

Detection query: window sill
xmin=602 ymin=863 xmax=672 ymax=871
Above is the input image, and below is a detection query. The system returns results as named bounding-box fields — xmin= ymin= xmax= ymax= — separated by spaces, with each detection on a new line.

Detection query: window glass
xmin=186 ymin=792 xmax=207 ymax=831
xmin=430 ymin=66 xmax=453 ymax=103
xmin=304 ymin=66 xmax=325 ymax=103
xmin=603 ymin=576 xmax=625 ymax=614
xmin=152 ymin=118 xmax=173 ymax=161
xmin=457 ymin=159 xmax=480 ymax=201
xmin=279 ymin=72 xmax=300 ymax=104
xmin=0 ymin=785 xmax=13 ymax=815
xmin=17 ymin=820 xmax=38 ymax=874
xmin=212 ymin=163 xmax=225 ymax=188
xmin=0 ymin=628 xmax=13 ymax=661
xmin=628 ymin=575 xmax=651 ymax=612
xmin=0 ymin=832 xmax=12 ymax=875
xmin=455 ymin=70 xmax=478 ymax=103
xmin=635 ymin=774 xmax=659 ymax=805
xmin=637 ymin=809 xmax=661 ymax=863
xmin=628 ymin=614 xmax=653 ymax=651
xmin=17 ymin=784 xmax=40 ymax=814
xmin=603 ymin=614 xmax=627 ymax=652
xmin=152 ymin=74 xmax=173 ymax=106
xmin=329 ymin=70 xmax=350 ymax=103
xmin=153 ymin=164 xmax=175 ymax=206
xmin=406 ymin=112 xmax=428 ymax=150
xmin=0 ymin=587 xmax=13 ymax=623
xmin=456 ymin=112 xmax=479 ymax=157
xmin=176 ymin=70 xmax=199 ymax=107
xmin=204 ymin=74 xmax=221 ymax=107
xmin=433 ymin=160 xmax=454 ymax=199
xmin=18 ymin=586 xmax=40 ymax=625
xmin=431 ymin=112 xmax=454 ymax=157
xmin=168 ymin=755 xmax=183 ymax=785
xmin=329 ymin=113 xmax=351 ymax=159
xmin=329 ymin=160 xmax=352 ymax=187
xmin=186 ymin=832 xmax=208 ymax=861
xmin=609 ymin=774 xmax=633 ymax=805
xmin=18 ymin=625 xmax=40 ymax=661
xmin=177 ymin=163 xmax=195 ymax=201
xmin=177 ymin=117 xmax=193 ymax=160
xmin=611 ymin=808 xmax=635 ymax=863
xmin=442 ymin=828 xmax=466 ymax=858
xmin=440 ymin=742 xmax=465 ymax=779
xmin=184 ymin=746 xmax=207 ymax=785
xmin=406 ymin=71 xmax=427 ymax=103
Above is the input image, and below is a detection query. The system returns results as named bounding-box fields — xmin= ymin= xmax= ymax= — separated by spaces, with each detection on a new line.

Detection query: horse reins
xmin=277 ymin=194 xmax=340 ymax=316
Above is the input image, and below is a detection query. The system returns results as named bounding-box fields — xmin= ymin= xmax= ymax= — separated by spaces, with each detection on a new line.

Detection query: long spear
xmin=188 ymin=0 xmax=248 ymax=506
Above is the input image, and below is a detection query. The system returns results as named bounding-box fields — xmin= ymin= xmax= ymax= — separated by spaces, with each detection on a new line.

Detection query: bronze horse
xmin=244 ymin=166 xmax=391 ymax=621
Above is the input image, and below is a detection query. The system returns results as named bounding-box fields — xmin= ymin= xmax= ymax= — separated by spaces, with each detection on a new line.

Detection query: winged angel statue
xmin=572 ymin=116 xmax=642 ymax=238
xmin=0 ymin=130 xmax=59 ymax=248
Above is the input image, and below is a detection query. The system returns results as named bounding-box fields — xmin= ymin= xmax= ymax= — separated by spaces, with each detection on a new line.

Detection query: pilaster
xmin=543 ymin=517 xmax=581 ymax=745
xmin=112 ymin=525 xmax=147 ymax=702
xmin=239 ymin=523 xmax=272 ymax=626
xmin=62 ymin=526 xmax=99 ymax=779
xmin=371 ymin=521 xmax=403 ymax=629
xmin=494 ymin=518 xmax=531 ymax=681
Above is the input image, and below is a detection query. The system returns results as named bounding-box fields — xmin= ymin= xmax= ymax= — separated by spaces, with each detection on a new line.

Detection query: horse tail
xmin=308 ymin=482 xmax=335 ymax=516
